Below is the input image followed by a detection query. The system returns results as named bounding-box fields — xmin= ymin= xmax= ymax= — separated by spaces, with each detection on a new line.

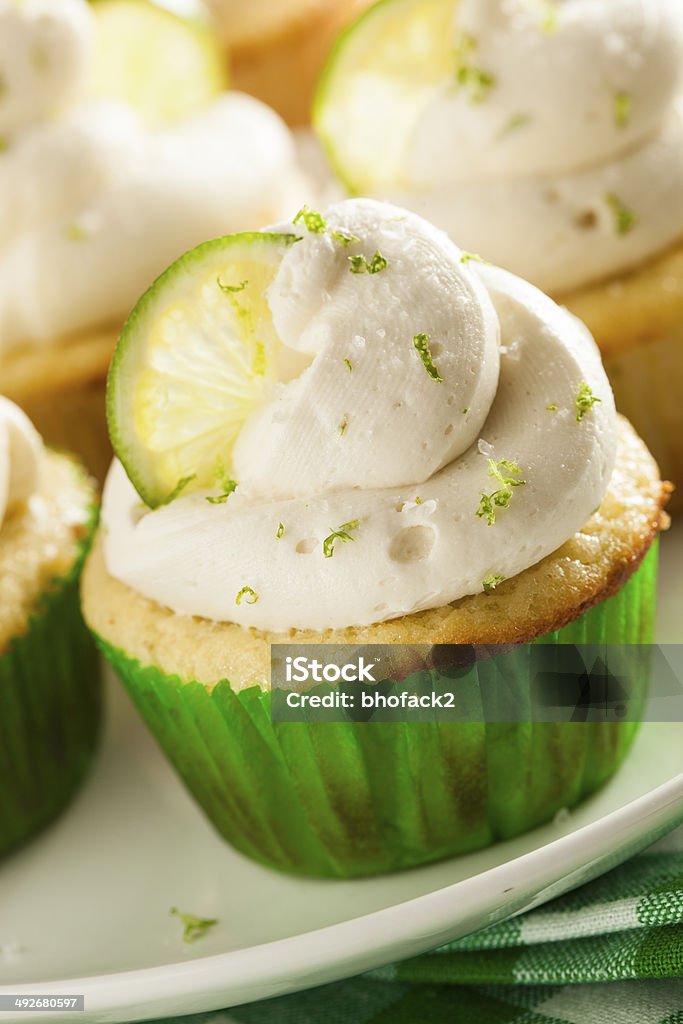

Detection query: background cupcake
xmin=0 ymin=398 xmax=100 ymax=858
xmin=313 ymin=0 xmax=683 ymax=502
xmin=0 ymin=0 xmax=309 ymax=483
xmin=205 ymin=0 xmax=371 ymax=126
xmin=82 ymin=200 xmax=668 ymax=877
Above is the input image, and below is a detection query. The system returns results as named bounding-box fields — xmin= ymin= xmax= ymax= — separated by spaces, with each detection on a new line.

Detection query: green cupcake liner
xmin=0 ymin=511 xmax=102 ymax=859
xmin=96 ymin=543 xmax=658 ymax=878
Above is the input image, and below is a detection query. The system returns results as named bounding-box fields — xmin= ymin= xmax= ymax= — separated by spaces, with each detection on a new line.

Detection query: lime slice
xmin=313 ymin=0 xmax=455 ymax=194
xmin=107 ymin=232 xmax=298 ymax=508
xmin=88 ymin=0 xmax=227 ymax=126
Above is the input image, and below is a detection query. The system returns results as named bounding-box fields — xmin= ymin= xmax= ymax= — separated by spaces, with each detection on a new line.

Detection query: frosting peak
xmin=234 ymin=200 xmax=501 ymax=499
xmin=102 ymin=200 xmax=617 ymax=632
xmin=0 ymin=398 xmax=43 ymax=529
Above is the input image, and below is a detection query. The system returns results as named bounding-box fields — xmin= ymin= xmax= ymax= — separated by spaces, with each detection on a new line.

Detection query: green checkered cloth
xmin=162 ymin=826 xmax=683 ymax=1024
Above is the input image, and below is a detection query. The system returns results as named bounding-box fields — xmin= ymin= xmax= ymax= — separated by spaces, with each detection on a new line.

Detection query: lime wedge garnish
xmin=88 ymin=0 xmax=227 ymax=126
xmin=313 ymin=0 xmax=455 ymax=194
xmin=107 ymin=232 xmax=298 ymax=508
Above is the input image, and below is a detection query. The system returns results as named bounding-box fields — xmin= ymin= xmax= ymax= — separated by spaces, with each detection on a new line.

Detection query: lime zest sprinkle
xmin=575 ymin=382 xmax=602 ymax=422
xmin=546 ymin=403 xmax=558 ymax=412
xmin=323 ymin=519 xmax=360 ymax=559
xmin=293 ymin=205 xmax=327 ymax=234
xmin=476 ymin=459 xmax=526 ymax=526
xmin=159 ymin=474 xmax=196 ymax=507
xmin=415 ymin=496 xmax=423 ymax=505
xmin=206 ymin=477 xmax=238 ymax=504
xmin=343 ymin=357 xmax=353 ymax=373
xmin=460 ymin=251 xmax=488 ymax=265
xmin=413 ymin=333 xmax=443 ymax=383
xmin=463 ymin=407 xmax=470 ymax=414
xmin=605 ymin=193 xmax=636 ymax=235
xmin=501 ymin=113 xmax=531 ymax=136
xmin=331 ymin=229 xmax=361 ymax=248
xmin=170 ymin=908 xmax=218 ymax=944
xmin=348 ymin=250 xmax=388 ymax=275
xmin=236 ymin=586 xmax=259 ymax=606
xmin=339 ymin=416 xmax=348 ymax=436
xmin=217 ymin=277 xmax=249 ymax=295
xmin=614 ymin=91 xmax=632 ymax=128
xmin=276 ymin=521 xmax=285 ymax=539
xmin=453 ymin=32 xmax=496 ymax=102
xmin=64 ymin=222 xmax=87 ymax=242
xmin=293 ymin=206 xmax=361 ymax=249
xmin=483 ymin=573 xmax=506 ymax=594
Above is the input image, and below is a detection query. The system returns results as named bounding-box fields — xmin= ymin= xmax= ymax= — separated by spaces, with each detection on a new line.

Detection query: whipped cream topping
xmin=103 ymin=200 xmax=617 ymax=632
xmin=381 ymin=0 xmax=683 ymax=293
xmin=0 ymin=398 xmax=43 ymax=530
xmin=0 ymin=0 xmax=307 ymax=350
xmin=0 ymin=0 xmax=93 ymax=136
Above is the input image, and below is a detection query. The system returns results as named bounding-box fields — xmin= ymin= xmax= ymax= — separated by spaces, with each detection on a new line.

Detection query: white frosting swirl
xmin=0 ymin=1 xmax=307 ymax=349
xmin=378 ymin=0 xmax=683 ymax=293
xmin=102 ymin=200 xmax=617 ymax=632
xmin=0 ymin=0 xmax=93 ymax=136
xmin=0 ymin=398 xmax=43 ymax=529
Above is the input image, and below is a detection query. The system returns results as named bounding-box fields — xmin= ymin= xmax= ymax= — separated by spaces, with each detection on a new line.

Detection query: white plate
xmin=1 ymin=525 xmax=682 ymax=1024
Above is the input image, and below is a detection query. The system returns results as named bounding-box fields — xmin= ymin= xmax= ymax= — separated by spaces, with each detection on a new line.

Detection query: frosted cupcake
xmin=314 ymin=0 xmax=683 ymax=501
xmin=205 ymin=0 xmax=370 ymax=126
xmin=0 ymin=0 xmax=308 ymax=482
xmin=83 ymin=199 xmax=668 ymax=877
xmin=0 ymin=399 xmax=100 ymax=857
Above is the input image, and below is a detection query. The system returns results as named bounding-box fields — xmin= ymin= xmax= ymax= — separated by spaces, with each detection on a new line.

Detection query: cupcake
xmin=0 ymin=398 xmax=101 ymax=858
xmin=205 ymin=0 xmax=370 ymax=126
xmin=313 ymin=0 xmax=683 ymax=502
xmin=82 ymin=199 xmax=668 ymax=877
xmin=0 ymin=0 xmax=308 ymax=483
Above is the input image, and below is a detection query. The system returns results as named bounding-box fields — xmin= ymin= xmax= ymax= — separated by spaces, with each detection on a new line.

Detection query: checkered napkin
xmin=162 ymin=826 xmax=683 ymax=1024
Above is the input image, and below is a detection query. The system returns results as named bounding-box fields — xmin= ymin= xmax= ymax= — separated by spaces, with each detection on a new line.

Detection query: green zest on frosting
xmin=575 ymin=381 xmax=601 ymax=422
xmin=206 ymin=477 xmax=238 ymax=504
xmin=323 ymin=519 xmax=360 ymax=559
xmin=546 ymin=403 xmax=558 ymax=412
xmin=413 ymin=333 xmax=443 ymax=383
xmin=348 ymin=250 xmax=388 ymax=275
xmin=236 ymin=585 xmax=259 ymax=605
xmin=482 ymin=573 xmax=505 ymax=593
xmin=605 ymin=193 xmax=636 ymax=235
xmin=294 ymin=205 xmax=327 ymax=234
xmin=276 ymin=521 xmax=285 ymax=539
xmin=476 ymin=458 xmax=526 ymax=526
xmin=294 ymin=207 xmax=360 ymax=248
xmin=460 ymin=251 xmax=488 ymax=264
xmin=331 ymin=229 xmax=361 ymax=248
xmin=170 ymin=908 xmax=218 ymax=944
xmin=453 ymin=33 xmax=496 ymax=102
xmin=614 ymin=91 xmax=632 ymax=129
xmin=343 ymin=357 xmax=353 ymax=373
xmin=339 ymin=416 xmax=348 ymax=436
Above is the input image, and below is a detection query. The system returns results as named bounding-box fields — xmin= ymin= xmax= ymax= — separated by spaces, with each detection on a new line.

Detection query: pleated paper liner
xmin=0 ymin=513 xmax=102 ymax=858
xmin=95 ymin=543 xmax=658 ymax=879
